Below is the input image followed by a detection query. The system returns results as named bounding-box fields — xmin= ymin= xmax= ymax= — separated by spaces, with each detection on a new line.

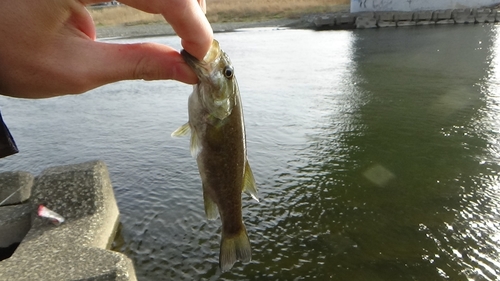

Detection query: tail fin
xmin=219 ymin=227 xmax=251 ymax=272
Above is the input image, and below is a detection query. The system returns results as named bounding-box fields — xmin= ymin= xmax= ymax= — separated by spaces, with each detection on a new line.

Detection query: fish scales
xmin=172 ymin=40 xmax=258 ymax=272
xmin=195 ymin=92 xmax=246 ymax=236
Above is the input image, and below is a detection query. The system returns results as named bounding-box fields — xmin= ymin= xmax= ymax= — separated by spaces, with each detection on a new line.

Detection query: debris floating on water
xmin=38 ymin=205 xmax=65 ymax=225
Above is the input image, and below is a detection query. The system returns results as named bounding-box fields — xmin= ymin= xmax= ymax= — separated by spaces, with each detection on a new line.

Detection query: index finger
xmin=199 ymin=0 xmax=206 ymax=13
xmin=116 ymin=0 xmax=213 ymax=60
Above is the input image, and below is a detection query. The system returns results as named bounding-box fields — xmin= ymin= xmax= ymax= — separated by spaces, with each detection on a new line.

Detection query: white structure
xmin=351 ymin=0 xmax=500 ymax=12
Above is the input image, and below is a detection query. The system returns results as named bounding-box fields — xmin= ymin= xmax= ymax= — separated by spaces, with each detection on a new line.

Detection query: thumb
xmin=73 ymin=41 xmax=198 ymax=92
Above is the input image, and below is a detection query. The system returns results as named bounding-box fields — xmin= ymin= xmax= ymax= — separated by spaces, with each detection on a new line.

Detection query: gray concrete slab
xmin=416 ymin=21 xmax=435 ymax=26
xmin=29 ymin=160 xmax=119 ymax=247
xmin=474 ymin=9 xmax=493 ymax=23
xmin=0 ymin=161 xmax=136 ymax=281
xmin=0 ymin=245 xmax=136 ymax=281
xmin=493 ymin=9 xmax=500 ymax=22
xmin=436 ymin=19 xmax=456 ymax=25
xmin=0 ymin=203 xmax=31 ymax=248
xmin=355 ymin=14 xmax=377 ymax=29
xmin=376 ymin=12 xmax=396 ymax=28
xmin=414 ymin=11 xmax=433 ymax=21
xmin=394 ymin=12 xmax=414 ymax=21
xmin=484 ymin=11 xmax=496 ymax=23
xmin=336 ymin=14 xmax=356 ymax=25
xmin=432 ymin=9 xmax=453 ymax=21
xmin=395 ymin=12 xmax=415 ymax=27
xmin=377 ymin=12 xmax=394 ymax=22
xmin=0 ymin=171 xmax=33 ymax=206
xmin=454 ymin=15 xmax=476 ymax=24
xmin=453 ymin=9 xmax=475 ymax=24
xmin=313 ymin=15 xmax=335 ymax=28
xmin=377 ymin=21 xmax=397 ymax=28
xmin=397 ymin=21 xmax=416 ymax=27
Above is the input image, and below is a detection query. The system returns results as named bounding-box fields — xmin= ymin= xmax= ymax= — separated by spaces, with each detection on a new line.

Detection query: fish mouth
xmin=181 ymin=40 xmax=221 ymax=81
xmin=181 ymin=49 xmax=208 ymax=80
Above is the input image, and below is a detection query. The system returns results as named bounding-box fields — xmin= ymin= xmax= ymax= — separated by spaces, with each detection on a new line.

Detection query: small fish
xmin=172 ymin=40 xmax=258 ymax=272
xmin=38 ymin=204 xmax=65 ymax=225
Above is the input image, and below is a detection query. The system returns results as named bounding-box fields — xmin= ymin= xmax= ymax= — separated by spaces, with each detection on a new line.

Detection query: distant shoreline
xmin=95 ymin=17 xmax=317 ymax=40
xmin=91 ymin=2 xmax=351 ymax=40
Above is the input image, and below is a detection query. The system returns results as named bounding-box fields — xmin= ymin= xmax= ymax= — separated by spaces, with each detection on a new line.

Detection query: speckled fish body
xmin=172 ymin=40 xmax=258 ymax=272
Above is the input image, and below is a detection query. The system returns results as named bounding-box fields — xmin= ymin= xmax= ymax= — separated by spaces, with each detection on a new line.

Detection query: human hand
xmin=0 ymin=0 xmax=213 ymax=98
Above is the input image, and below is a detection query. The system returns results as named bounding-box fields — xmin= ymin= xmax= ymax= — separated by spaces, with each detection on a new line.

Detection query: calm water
xmin=2 ymin=24 xmax=500 ymax=280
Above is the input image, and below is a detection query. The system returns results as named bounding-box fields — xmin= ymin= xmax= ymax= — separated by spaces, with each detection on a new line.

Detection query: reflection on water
xmin=348 ymin=25 xmax=500 ymax=281
xmin=2 ymin=25 xmax=500 ymax=280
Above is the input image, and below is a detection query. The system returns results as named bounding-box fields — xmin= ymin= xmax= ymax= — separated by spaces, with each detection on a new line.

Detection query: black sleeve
xmin=0 ymin=112 xmax=18 ymax=158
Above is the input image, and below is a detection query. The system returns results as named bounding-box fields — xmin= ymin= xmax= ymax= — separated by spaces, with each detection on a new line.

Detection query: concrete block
xmin=394 ymin=12 xmax=414 ymax=22
xmin=453 ymin=9 xmax=475 ymax=24
xmin=331 ymin=14 xmax=355 ymax=29
xmin=337 ymin=14 xmax=356 ymax=25
xmin=394 ymin=12 xmax=415 ymax=27
xmin=355 ymin=14 xmax=377 ymax=29
xmin=377 ymin=21 xmax=397 ymax=28
xmin=376 ymin=12 xmax=395 ymax=28
xmin=0 ymin=203 xmax=31 ymax=248
xmin=454 ymin=14 xmax=475 ymax=24
xmin=485 ymin=10 xmax=497 ymax=23
xmin=416 ymin=21 xmax=435 ymax=26
xmin=0 ymin=161 xmax=136 ymax=281
xmin=0 ymin=245 xmax=137 ymax=281
xmin=414 ymin=10 xmax=433 ymax=21
xmin=377 ymin=12 xmax=394 ymax=22
xmin=314 ymin=15 xmax=335 ymax=28
xmin=29 ymin=160 xmax=119 ymax=247
xmin=436 ymin=19 xmax=456 ymax=25
xmin=432 ymin=10 xmax=453 ymax=21
xmin=475 ymin=9 xmax=494 ymax=23
xmin=397 ymin=21 xmax=416 ymax=27
xmin=0 ymin=171 xmax=33 ymax=206
xmin=493 ymin=9 xmax=500 ymax=22
xmin=473 ymin=8 xmax=489 ymax=14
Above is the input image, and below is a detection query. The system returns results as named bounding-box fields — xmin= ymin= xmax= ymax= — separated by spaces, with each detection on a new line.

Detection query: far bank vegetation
xmin=89 ymin=0 xmax=349 ymax=26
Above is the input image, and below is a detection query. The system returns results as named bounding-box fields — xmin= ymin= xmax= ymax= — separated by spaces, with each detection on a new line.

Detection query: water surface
xmin=2 ymin=24 xmax=500 ymax=280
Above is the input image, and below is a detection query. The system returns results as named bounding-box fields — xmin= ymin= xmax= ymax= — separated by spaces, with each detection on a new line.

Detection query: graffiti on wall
xmin=372 ymin=0 xmax=394 ymax=10
xmin=351 ymin=0 xmax=500 ymax=12
xmin=354 ymin=0 xmax=394 ymax=9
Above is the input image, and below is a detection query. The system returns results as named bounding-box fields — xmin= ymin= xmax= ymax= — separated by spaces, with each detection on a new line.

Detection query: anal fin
xmin=203 ymin=189 xmax=218 ymax=220
xmin=242 ymin=161 xmax=258 ymax=202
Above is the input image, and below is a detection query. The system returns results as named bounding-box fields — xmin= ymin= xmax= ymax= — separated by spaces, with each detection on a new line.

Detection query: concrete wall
xmin=0 ymin=161 xmax=137 ymax=281
xmin=351 ymin=0 xmax=500 ymax=12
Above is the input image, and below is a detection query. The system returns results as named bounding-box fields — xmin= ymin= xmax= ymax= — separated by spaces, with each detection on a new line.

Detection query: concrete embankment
xmin=0 ymin=161 xmax=136 ymax=281
xmin=309 ymin=8 xmax=498 ymax=30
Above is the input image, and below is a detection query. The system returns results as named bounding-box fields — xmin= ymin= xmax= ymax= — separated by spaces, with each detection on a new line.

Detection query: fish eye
xmin=223 ymin=66 xmax=234 ymax=79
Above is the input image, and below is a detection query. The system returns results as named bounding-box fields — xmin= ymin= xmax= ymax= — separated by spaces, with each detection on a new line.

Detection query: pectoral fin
xmin=171 ymin=123 xmax=191 ymax=137
xmin=203 ymin=189 xmax=219 ymax=220
xmin=171 ymin=122 xmax=201 ymax=157
xmin=190 ymin=129 xmax=202 ymax=158
xmin=242 ymin=161 xmax=258 ymax=202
